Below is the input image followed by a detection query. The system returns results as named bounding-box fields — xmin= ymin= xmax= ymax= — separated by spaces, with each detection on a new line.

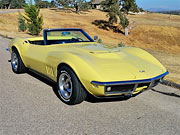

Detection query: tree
xmin=23 ymin=4 xmax=43 ymax=35
xmin=0 ymin=0 xmax=13 ymax=9
xmin=11 ymin=0 xmax=26 ymax=8
xmin=119 ymin=13 xmax=129 ymax=36
xmin=101 ymin=0 xmax=120 ymax=24
xmin=49 ymin=0 xmax=57 ymax=8
xmin=34 ymin=0 xmax=57 ymax=8
xmin=72 ymin=0 xmax=88 ymax=13
xmin=139 ymin=7 xmax=144 ymax=12
xmin=36 ymin=1 xmax=50 ymax=8
xmin=56 ymin=0 xmax=89 ymax=13
xmin=34 ymin=0 xmax=41 ymax=5
xmin=101 ymin=0 xmax=132 ymax=36
xmin=56 ymin=0 xmax=70 ymax=8
xmin=120 ymin=0 xmax=138 ymax=14
xmin=0 ymin=0 xmax=26 ymax=9
xmin=0 ymin=1 xmax=4 ymax=8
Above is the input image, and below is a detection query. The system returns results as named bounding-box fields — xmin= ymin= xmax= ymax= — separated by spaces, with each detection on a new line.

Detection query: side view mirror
xmin=94 ymin=35 xmax=98 ymax=40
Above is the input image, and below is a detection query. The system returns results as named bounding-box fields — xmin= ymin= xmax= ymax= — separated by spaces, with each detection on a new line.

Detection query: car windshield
xmin=44 ymin=29 xmax=94 ymax=45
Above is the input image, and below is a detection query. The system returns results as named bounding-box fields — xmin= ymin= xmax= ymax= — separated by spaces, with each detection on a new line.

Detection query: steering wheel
xmin=77 ymin=38 xmax=83 ymax=41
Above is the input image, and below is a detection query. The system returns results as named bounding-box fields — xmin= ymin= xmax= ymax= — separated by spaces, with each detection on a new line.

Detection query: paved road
xmin=0 ymin=36 xmax=180 ymax=135
xmin=0 ymin=9 xmax=23 ymax=14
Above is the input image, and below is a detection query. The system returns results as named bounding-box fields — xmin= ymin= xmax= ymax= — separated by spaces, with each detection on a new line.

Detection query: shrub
xmin=24 ymin=4 xmax=43 ymax=35
xmin=97 ymin=38 xmax=102 ymax=44
xmin=18 ymin=12 xmax=27 ymax=32
xmin=118 ymin=42 xmax=126 ymax=47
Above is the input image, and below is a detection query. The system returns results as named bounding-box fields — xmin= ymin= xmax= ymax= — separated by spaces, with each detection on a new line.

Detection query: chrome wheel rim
xmin=11 ymin=52 xmax=18 ymax=71
xmin=58 ymin=72 xmax=72 ymax=101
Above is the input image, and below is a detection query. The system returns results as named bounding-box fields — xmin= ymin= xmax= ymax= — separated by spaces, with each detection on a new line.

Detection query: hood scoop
xmin=89 ymin=50 xmax=121 ymax=54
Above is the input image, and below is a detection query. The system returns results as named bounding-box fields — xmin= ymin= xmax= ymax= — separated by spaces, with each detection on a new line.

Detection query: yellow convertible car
xmin=8 ymin=28 xmax=168 ymax=105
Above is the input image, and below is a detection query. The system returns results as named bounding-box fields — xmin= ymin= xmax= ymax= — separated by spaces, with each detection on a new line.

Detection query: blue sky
xmin=136 ymin=0 xmax=180 ymax=11
xmin=35 ymin=0 xmax=180 ymax=11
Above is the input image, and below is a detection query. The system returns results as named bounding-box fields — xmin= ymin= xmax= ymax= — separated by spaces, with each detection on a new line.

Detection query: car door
xmin=26 ymin=43 xmax=49 ymax=75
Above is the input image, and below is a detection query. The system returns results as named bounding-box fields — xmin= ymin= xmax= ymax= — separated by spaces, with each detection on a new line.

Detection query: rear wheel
xmin=11 ymin=49 xmax=26 ymax=74
xmin=57 ymin=66 xmax=87 ymax=105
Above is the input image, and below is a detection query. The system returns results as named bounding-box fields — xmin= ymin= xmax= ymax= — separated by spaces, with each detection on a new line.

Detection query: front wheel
xmin=11 ymin=49 xmax=26 ymax=74
xmin=57 ymin=66 xmax=87 ymax=105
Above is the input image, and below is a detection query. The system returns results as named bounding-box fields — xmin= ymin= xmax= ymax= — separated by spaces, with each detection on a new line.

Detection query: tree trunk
xmin=125 ymin=27 xmax=128 ymax=36
xmin=75 ymin=6 xmax=79 ymax=13
xmin=8 ymin=3 xmax=11 ymax=9
xmin=75 ymin=3 xmax=79 ymax=13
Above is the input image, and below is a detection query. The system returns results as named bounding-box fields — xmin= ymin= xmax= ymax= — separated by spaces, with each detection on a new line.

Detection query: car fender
xmin=46 ymin=51 xmax=101 ymax=94
xmin=9 ymin=38 xmax=27 ymax=66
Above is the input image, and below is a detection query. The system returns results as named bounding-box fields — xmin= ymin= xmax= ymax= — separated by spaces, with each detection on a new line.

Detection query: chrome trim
xmin=131 ymin=84 xmax=138 ymax=96
xmin=147 ymin=81 xmax=154 ymax=90
xmin=29 ymin=68 xmax=56 ymax=83
xmin=58 ymin=72 xmax=72 ymax=101
xmin=104 ymin=90 xmax=134 ymax=95
xmin=11 ymin=52 xmax=18 ymax=71
xmin=91 ymin=71 xmax=169 ymax=86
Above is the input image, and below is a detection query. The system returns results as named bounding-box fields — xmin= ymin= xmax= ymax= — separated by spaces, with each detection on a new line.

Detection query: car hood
xmin=57 ymin=43 xmax=166 ymax=82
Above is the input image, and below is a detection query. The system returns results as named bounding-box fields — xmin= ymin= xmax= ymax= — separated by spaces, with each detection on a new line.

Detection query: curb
xmin=161 ymin=80 xmax=180 ymax=90
xmin=0 ymin=33 xmax=14 ymax=39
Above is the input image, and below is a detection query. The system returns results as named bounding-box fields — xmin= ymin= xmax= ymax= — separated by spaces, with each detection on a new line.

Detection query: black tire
xmin=11 ymin=49 xmax=26 ymax=74
xmin=57 ymin=66 xmax=87 ymax=105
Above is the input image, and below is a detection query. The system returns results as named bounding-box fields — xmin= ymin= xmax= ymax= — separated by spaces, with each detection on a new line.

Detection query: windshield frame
xmin=43 ymin=28 xmax=95 ymax=45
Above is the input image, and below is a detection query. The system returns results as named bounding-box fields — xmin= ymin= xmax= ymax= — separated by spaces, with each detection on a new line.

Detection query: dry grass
xmin=129 ymin=13 xmax=180 ymax=27
xmin=147 ymin=50 xmax=180 ymax=84
xmin=0 ymin=9 xmax=180 ymax=83
xmin=0 ymin=9 xmax=179 ymax=52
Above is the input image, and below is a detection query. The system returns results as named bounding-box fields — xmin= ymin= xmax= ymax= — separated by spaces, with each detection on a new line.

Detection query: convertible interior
xmin=27 ymin=29 xmax=94 ymax=45
xmin=28 ymin=38 xmax=87 ymax=45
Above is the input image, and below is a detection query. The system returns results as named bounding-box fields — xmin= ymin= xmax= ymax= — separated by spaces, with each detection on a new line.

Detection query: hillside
xmin=0 ymin=9 xmax=180 ymax=83
xmin=153 ymin=10 xmax=180 ymax=15
xmin=0 ymin=9 xmax=180 ymax=53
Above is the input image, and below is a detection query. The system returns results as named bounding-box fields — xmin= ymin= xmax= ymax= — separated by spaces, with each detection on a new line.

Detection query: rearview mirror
xmin=94 ymin=36 xmax=98 ymax=40
xmin=62 ymin=31 xmax=71 ymax=36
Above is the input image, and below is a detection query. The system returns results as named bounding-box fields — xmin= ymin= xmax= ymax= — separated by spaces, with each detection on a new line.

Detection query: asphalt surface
xmin=0 ymin=36 xmax=180 ymax=135
xmin=0 ymin=9 xmax=23 ymax=14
